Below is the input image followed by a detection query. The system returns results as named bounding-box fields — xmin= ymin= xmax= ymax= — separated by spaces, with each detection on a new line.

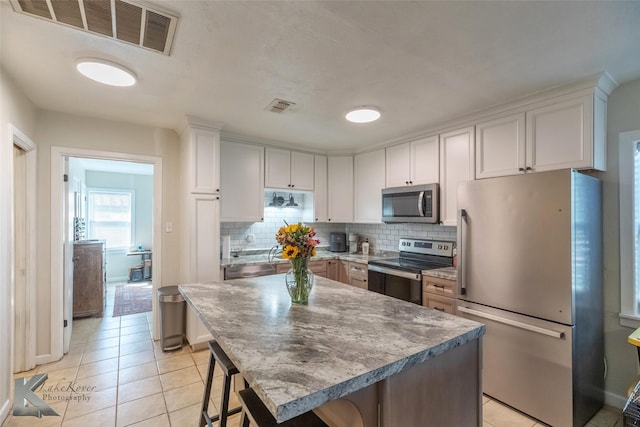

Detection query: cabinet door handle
xmin=433 ymin=307 xmax=445 ymax=312
xmin=518 ymin=168 xmax=525 ymax=172
xmin=433 ymin=284 xmax=445 ymax=289
xmin=526 ymin=166 xmax=533 ymax=171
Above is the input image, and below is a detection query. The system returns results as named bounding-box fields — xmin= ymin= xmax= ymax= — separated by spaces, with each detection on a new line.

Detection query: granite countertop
xmin=221 ymin=249 xmax=397 ymax=268
xmin=179 ymin=276 xmax=484 ymax=423
xmin=422 ymin=266 xmax=458 ymax=281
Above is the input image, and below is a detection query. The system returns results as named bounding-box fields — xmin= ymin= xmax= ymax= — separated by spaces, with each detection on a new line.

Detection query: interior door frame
xmin=49 ymin=147 xmax=163 ymax=362
xmin=9 ymin=124 xmax=37 ymax=373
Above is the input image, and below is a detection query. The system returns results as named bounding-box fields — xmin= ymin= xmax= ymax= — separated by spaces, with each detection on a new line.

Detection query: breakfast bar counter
xmin=179 ymin=274 xmax=485 ymax=426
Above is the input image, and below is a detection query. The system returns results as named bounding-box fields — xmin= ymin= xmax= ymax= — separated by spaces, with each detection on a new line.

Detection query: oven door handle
xmin=368 ymin=265 xmax=421 ymax=280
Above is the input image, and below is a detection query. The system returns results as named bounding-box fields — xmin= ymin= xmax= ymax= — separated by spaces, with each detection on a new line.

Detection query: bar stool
xmin=238 ymin=387 xmax=328 ymax=427
xmin=200 ymin=340 xmax=245 ymax=427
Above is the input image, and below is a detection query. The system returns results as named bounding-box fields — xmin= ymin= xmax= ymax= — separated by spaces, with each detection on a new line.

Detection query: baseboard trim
xmin=1 ymin=398 xmax=11 ymax=424
xmin=604 ymin=390 xmax=627 ymax=410
xmin=35 ymin=353 xmax=57 ymax=366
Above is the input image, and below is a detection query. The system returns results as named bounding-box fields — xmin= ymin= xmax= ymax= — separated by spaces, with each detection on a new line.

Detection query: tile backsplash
xmin=221 ymin=207 xmax=456 ymax=255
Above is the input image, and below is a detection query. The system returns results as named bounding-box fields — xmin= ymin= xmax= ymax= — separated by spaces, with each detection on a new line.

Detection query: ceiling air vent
xmin=10 ymin=0 xmax=178 ymax=55
xmin=266 ymin=98 xmax=296 ymax=114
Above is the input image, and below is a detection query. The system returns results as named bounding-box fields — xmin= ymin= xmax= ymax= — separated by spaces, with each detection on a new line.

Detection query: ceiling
xmin=2 ymin=1 xmax=640 ymax=153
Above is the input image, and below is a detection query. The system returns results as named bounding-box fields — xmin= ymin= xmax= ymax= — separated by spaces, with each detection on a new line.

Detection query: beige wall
xmin=597 ymin=77 xmax=640 ymax=406
xmin=0 ymin=68 xmax=38 ymax=422
xmin=33 ymin=111 xmax=182 ymax=356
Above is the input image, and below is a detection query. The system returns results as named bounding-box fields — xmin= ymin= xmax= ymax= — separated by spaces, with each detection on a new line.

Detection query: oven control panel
xmin=398 ymin=238 xmax=454 ymax=257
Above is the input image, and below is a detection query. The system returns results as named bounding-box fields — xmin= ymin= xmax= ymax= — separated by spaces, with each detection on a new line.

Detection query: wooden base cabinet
xmin=422 ymin=276 xmax=457 ymax=315
xmin=73 ymin=241 xmax=106 ymax=318
xmin=276 ymin=260 xmax=327 ymax=277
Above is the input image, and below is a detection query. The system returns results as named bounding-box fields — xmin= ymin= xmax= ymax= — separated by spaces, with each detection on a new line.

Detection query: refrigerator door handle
xmin=417 ymin=191 xmax=425 ymax=217
xmin=457 ymin=209 xmax=467 ymax=295
xmin=457 ymin=306 xmax=565 ymax=339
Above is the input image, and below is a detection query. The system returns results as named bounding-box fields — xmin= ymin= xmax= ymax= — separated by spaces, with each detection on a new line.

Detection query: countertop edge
xmin=275 ymin=324 xmax=484 ymax=421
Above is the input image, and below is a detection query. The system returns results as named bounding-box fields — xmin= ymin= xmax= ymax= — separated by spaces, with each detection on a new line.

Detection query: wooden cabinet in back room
xmin=73 ymin=240 xmax=106 ymax=318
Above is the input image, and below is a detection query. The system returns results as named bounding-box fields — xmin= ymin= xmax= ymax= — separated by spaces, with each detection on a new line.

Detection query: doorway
xmin=67 ymin=157 xmax=155 ymax=330
xmin=49 ymin=147 xmax=163 ymax=363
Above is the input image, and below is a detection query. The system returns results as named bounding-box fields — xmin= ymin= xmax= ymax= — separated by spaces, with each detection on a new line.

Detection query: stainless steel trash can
xmin=158 ymin=286 xmax=185 ymax=352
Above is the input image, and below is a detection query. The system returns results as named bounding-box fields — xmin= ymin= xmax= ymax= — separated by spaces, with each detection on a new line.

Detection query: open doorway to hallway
xmin=64 ymin=157 xmax=155 ymax=353
xmin=47 ymin=146 xmax=164 ymax=368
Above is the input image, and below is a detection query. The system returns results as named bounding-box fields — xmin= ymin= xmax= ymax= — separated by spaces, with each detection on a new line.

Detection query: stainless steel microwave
xmin=381 ymin=183 xmax=439 ymax=223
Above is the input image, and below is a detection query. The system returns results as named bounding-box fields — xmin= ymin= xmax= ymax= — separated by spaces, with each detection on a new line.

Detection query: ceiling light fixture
xmin=345 ymin=106 xmax=381 ymax=124
xmin=76 ymin=59 xmax=137 ymax=87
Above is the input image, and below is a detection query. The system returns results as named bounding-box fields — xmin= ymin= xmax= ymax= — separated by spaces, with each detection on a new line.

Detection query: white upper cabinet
xmin=385 ymin=143 xmax=411 ymax=187
xmin=265 ymin=148 xmax=314 ymax=190
xmin=411 ymin=136 xmax=440 ymax=185
xmin=440 ymin=126 xmax=475 ymax=227
xmin=220 ymin=141 xmax=264 ymax=222
xmin=386 ymin=135 xmax=439 ymax=187
xmin=475 ymin=113 xmax=526 ymax=179
xmin=327 ymin=156 xmax=354 ymax=223
xmin=313 ymin=155 xmax=328 ymax=222
xmin=354 ymin=149 xmax=386 ymax=223
xmin=182 ymin=124 xmax=220 ymax=194
xmin=475 ymin=83 xmax=610 ymax=178
xmin=526 ymin=94 xmax=596 ymax=173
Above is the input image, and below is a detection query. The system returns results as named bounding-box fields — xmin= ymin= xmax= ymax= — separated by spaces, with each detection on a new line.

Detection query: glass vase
xmin=285 ymin=257 xmax=314 ymax=304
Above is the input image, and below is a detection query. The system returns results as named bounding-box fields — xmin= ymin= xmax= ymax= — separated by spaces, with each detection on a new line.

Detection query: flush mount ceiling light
xmin=345 ymin=107 xmax=381 ymax=124
xmin=76 ymin=59 xmax=136 ymax=87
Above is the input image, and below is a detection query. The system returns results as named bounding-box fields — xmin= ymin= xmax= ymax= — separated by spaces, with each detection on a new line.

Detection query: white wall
xmin=0 ymin=68 xmax=38 ymax=424
xmin=33 ymin=111 xmax=182 ymax=358
xmin=595 ymin=77 xmax=640 ymax=406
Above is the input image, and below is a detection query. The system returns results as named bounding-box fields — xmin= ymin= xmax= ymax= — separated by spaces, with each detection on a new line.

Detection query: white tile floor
xmin=3 ymin=283 xmax=624 ymax=427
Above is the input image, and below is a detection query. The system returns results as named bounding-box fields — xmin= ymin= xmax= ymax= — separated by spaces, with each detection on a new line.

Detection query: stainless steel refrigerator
xmin=456 ymin=169 xmax=603 ymax=427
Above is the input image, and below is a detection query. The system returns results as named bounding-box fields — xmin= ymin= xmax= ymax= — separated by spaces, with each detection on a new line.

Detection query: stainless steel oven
xmin=367 ymin=238 xmax=454 ymax=305
xmin=368 ymin=266 xmax=422 ymax=305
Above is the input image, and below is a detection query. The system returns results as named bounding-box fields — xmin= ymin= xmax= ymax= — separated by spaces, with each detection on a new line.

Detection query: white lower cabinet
xmin=184 ymin=194 xmax=219 ymax=348
xmin=186 ymin=305 xmax=211 ymax=350
xmin=439 ymin=126 xmax=475 ymax=226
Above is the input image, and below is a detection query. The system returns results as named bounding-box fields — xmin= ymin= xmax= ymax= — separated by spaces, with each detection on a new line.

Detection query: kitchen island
xmin=179 ymin=274 xmax=484 ymax=426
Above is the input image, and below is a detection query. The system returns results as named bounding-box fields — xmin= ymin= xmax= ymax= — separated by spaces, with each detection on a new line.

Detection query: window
xmin=619 ymin=130 xmax=640 ymax=327
xmin=87 ymin=189 xmax=134 ymax=249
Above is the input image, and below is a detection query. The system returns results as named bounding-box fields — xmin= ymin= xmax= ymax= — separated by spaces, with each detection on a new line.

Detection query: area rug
xmin=113 ymin=282 xmax=152 ymax=317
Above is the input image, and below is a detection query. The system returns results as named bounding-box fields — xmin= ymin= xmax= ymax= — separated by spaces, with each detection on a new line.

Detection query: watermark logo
xmin=13 ymin=373 xmax=97 ymax=418
xmin=13 ymin=374 xmax=58 ymax=418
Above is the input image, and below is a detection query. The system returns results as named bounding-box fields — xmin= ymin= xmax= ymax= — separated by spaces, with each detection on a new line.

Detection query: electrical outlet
xmin=246 ymin=234 xmax=255 ymax=244
xmin=165 ymin=221 xmax=173 ymax=233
